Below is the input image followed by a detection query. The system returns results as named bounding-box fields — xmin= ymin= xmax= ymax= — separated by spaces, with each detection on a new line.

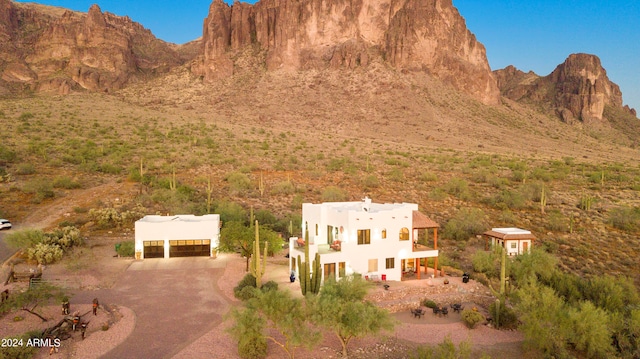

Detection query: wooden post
xmin=416 ymin=258 xmax=421 ymax=279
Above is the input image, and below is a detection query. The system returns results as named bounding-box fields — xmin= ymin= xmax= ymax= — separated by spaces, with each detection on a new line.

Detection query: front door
xmin=523 ymin=241 xmax=528 ymax=254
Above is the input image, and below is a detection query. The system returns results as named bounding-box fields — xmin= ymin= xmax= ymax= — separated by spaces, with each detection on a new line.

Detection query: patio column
xmin=434 ymin=228 xmax=439 ymax=277
xmin=416 ymin=257 xmax=420 ymax=279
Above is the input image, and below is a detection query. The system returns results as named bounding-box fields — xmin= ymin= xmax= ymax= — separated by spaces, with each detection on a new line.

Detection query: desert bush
xmin=52 ymin=176 xmax=82 ymax=189
xmin=489 ymin=300 xmax=518 ymax=329
xmin=471 ymin=250 xmax=498 ymax=278
xmin=498 ymin=209 xmax=517 ymax=225
xmin=428 ymin=187 xmax=447 ymax=201
xmin=443 ymin=178 xmax=472 ymax=201
xmin=15 ymin=163 xmax=36 ymax=175
xmin=461 ymin=309 xmax=485 ymax=329
xmin=214 ymin=201 xmax=248 ymax=224
xmin=608 ymin=206 xmax=640 ymax=232
xmin=116 ymin=241 xmax=135 ymax=257
xmin=411 ymin=336 xmax=472 ymax=359
xmin=272 ymin=180 xmax=295 ymax=195
xmin=88 ymin=206 xmax=144 ymax=229
xmin=363 ymin=175 xmax=380 ymax=189
xmin=443 ymin=208 xmax=486 ymax=241
xmin=0 ymin=144 xmax=17 ymax=163
xmin=261 ymin=280 xmax=279 ymax=293
xmin=0 ymin=331 xmax=39 ymax=359
xmin=419 ymin=171 xmax=438 ymax=182
xmin=27 ymin=243 xmax=63 ymax=264
xmin=487 ymin=189 xmax=525 ymax=210
xmin=43 ymin=226 xmax=82 ymax=249
xmin=545 ymin=211 xmax=566 ymax=232
xmin=226 ymin=172 xmax=252 ymax=194
xmin=4 ymin=229 xmax=46 ymax=250
xmin=421 ymin=299 xmax=437 ymax=308
xmin=22 ymin=179 xmax=55 ymax=203
xmin=321 ymin=186 xmax=348 ymax=202
xmin=234 ymin=273 xmax=258 ymax=300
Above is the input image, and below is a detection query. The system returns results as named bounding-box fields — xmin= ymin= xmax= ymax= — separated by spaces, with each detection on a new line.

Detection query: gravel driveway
xmin=71 ymin=256 xmax=230 ymax=359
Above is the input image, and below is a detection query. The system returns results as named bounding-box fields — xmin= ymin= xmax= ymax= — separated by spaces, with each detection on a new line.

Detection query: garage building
xmin=134 ymin=214 xmax=220 ymax=259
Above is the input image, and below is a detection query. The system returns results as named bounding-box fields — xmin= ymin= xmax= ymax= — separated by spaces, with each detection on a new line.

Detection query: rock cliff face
xmin=0 ymin=1 xmax=185 ymax=94
xmin=494 ymin=54 xmax=633 ymax=123
xmin=193 ymin=0 xmax=500 ymax=105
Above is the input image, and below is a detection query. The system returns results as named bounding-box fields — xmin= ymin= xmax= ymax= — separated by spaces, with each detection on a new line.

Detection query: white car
xmin=0 ymin=219 xmax=11 ymax=230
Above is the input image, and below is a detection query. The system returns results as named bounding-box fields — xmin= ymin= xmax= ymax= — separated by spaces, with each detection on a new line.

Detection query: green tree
xmin=310 ymin=276 xmax=395 ymax=357
xmin=4 ymin=229 xmax=45 ymax=250
xmin=511 ymin=248 xmax=558 ymax=284
xmin=227 ymin=306 xmax=267 ymax=359
xmin=513 ymin=280 xmax=570 ymax=358
xmin=567 ymin=301 xmax=614 ymax=358
xmin=219 ymin=221 xmax=283 ymax=272
xmin=253 ymin=289 xmax=320 ymax=359
xmin=0 ymin=284 xmax=66 ymax=322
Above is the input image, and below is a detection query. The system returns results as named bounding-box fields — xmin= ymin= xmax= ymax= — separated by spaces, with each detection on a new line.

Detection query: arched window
xmin=399 ymin=227 xmax=410 ymax=241
xmin=381 ymin=229 xmax=387 ymax=239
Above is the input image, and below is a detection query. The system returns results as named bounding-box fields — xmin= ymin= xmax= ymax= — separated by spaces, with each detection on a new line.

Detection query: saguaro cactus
xmin=250 ymin=220 xmax=266 ymax=288
xmin=540 ymin=184 xmax=547 ymax=214
xmin=309 ymin=252 xmax=322 ymax=294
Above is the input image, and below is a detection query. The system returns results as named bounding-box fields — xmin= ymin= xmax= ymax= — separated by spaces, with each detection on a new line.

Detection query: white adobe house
xmin=482 ymin=227 xmax=535 ymax=256
xmin=134 ymin=214 xmax=220 ymax=259
xmin=289 ymin=197 xmax=440 ymax=282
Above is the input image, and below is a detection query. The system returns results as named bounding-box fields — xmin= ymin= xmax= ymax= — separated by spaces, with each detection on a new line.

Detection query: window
xmin=324 ymin=263 xmax=336 ymax=280
xmin=368 ymin=258 xmax=378 ymax=272
xmin=357 ymin=229 xmax=371 ymax=245
xmin=338 ymin=262 xmax=346 ymax=277
xmin=385 ymin=257 xmax=395 ymax=269
xmin=382 ymin=229 xmax=387 ymax=239
xmin=399 ymin=227 xmax=410 ymax=241
xmin=510 ymin=242 xmax=517 ymax=249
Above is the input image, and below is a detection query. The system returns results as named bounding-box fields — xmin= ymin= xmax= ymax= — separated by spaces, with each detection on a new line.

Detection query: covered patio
xmin=402 ymin=211 xmax=440 ymax=280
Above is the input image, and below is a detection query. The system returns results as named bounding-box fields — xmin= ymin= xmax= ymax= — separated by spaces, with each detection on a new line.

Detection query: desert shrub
xmin=411 ymin=336 xmax=472 ymax=359
xmin=443 ymin=208 xmax=486 ymax=241
xmin=428 ymin=187 xmax=447 ymax=201
xmin=88 ymin=206 xmax=144 ymax=229
xmin=228 ymin=308 xmax=267 ymax=359
xmin=443 ymin=178 xmax=472 ymax=201
xmin=487 ymin=190 xmax=525 ymax=210
xmin=43 ymin=226 xmax=82 ymax=249
xmin=419 ymin=171 xmax=438 ymax=182
xmin=461 ymin=309 xmax=485 ymax=329
xmin=52 ymin=176 xmax=82 ymax=189
xmin=272 ymin=180 xmax=295 ymax=195
xmin=15 ymin=163 xmax=36 ymax=175
xmin=4 ymin=229 xmax=46 ymax=250
xmin=471 ymin=250 xmax=498 ymax=278
xmin=116 ymin=241 xmax=135 ymax=257
xmin=234 ymin=273 xmax=257 ymax=300
xmin=261 ymin=280 xmax=279 ymax=293
xmin=321 ymin=186 xmax=348 ymax=202
xmin=0 ymin=144 xmax=17 ymax=163
xmin=27 ymin=243 xmax=63 ymax=264
xmin=498 ymin=209 xmax=517 ymax=225
xmin=363 ymin=175 xmax=380 ymax=189
xmin=214 ymin=201 xmax=247 ymax=224
xmin=489 ymin=300 xmax=518 ymax=329
xmin=98 ymin=163 xmax=122 ymax=174
xmin=545 ymin=211 xmax=566 ymax=232
xmin=608 ymin=206 xmax=640 ymax=232
xmin=0 ymin=331 xmax=39 ymax=359
xmin=421 ymin=299 xmax=437 ymax=308
xmin=226 ymin=172 xmax=252 ymax=194
xmin=23 ymin=179 xmax=55 ymax=203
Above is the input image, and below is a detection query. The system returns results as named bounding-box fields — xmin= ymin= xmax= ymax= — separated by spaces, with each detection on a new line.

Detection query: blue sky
xmin=14 ymin=0 xmax=640 ymax=111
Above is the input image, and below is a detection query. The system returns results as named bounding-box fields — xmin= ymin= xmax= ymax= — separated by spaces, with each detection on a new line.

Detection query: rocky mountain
xmin=494 ymin=53 xmax=636 ymax=124
xmin=0 ymin=1 xmax=186 ymax=94
xmin=192 ymin=0 xmax=500 ymax=105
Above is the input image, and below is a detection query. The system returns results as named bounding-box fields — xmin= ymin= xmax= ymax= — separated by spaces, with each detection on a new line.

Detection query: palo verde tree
xmin=220 ymin=220 xmax=282 ymax=272
xmin=309 ymin=275 xmax=395 ymax=357
xmin=0 ymin=284 xmax=66 ymax=322
xmin=230 ymin=288 xmax=321 ymax=359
